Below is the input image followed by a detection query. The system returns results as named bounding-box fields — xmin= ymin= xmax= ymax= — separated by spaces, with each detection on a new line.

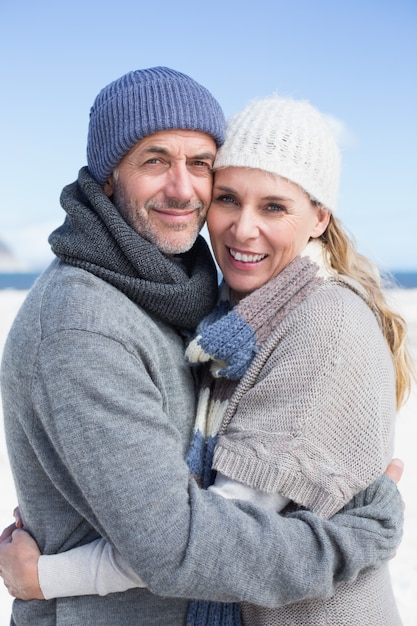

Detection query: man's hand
xmin=0 ymin=529 xmax=44 ymax=600
xmin=384 ymin=458 xmax=404 ymax=486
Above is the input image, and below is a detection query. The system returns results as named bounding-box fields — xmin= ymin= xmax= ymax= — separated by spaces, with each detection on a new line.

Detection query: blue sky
xmin=1 ymin=0 xmax=416 ymax=270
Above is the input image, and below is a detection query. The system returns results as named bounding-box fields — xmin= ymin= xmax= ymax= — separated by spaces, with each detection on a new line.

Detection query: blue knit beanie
xmin=87 ymin=66 xmax=226 ymax=185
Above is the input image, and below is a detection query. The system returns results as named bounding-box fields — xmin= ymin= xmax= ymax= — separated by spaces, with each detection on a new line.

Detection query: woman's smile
xmin=208 ymin=167 xmax=330 ymax=300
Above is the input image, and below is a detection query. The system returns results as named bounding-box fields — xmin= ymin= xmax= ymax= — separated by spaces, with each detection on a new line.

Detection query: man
xmin=0 ymin=67 xmax=403 ymax=625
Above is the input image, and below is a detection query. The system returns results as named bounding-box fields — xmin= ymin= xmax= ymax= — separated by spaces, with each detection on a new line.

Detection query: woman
xmin=0 ymin=96 xmax=413 ymax=624
xmin=183 ymin=96 xmax=411 ymax=625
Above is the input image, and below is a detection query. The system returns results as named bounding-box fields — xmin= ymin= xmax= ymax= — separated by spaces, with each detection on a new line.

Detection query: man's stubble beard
xmin=112 ymin=180 xmax=206 ymax=255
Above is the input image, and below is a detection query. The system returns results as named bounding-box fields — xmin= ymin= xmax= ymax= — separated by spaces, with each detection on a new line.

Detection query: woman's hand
xmin=0 ymin=507 xmax=23 ymax=544
xmin=0 ymin=522 xmax=17 ymax=544
xmin=0 ymin=529 xmax=44 ymax=600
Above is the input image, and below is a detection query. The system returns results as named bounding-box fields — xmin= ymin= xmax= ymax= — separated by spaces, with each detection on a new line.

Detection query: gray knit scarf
xmin=49 ymin=167 xmax=218 ymax=330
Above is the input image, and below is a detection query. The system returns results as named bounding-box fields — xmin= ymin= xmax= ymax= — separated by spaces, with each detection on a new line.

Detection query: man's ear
xmin=103 ymin=174 xmax=114 ymax=197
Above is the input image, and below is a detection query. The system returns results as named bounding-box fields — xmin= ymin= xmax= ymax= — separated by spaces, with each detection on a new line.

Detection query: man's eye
xmin=192 ymin=161 xmax=212 ymax=168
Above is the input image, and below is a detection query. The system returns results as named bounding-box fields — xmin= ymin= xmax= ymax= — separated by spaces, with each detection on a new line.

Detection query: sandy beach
xmin=0 ymin=287 xmax=416 ymax=624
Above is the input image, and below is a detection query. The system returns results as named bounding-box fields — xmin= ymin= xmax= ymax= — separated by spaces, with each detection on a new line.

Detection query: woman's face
xmin=207 ymin=167 xmax=330 ymax=300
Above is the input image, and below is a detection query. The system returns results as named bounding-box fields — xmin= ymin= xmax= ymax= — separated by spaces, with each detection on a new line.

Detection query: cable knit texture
xmin=185 ymin=241 xmax=400 ymax=625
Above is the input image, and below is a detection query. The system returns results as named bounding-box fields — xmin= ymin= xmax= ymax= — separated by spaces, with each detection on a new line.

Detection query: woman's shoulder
xmin=304 ymin=277 xmax=377 ymax=322
xmin=274 ymin=278 xmax=386 ymax=357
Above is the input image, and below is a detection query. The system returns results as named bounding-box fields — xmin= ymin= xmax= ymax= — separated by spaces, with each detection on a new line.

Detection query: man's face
xmin=104 ymin=129 xmax=216 ymax=255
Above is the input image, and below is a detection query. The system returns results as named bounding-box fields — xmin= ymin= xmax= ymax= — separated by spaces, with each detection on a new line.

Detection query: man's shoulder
xmin=27 ymin=261 xmax=167 ymax=340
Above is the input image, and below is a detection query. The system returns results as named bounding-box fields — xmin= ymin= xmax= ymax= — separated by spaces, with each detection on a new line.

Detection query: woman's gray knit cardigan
xmin=185 ymin=241 xmax=401 ymax=625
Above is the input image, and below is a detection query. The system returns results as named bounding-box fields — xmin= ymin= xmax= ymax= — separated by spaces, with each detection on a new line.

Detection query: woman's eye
xmin=216 ymin=194 xmax=237 ymax=204
xmin=266 ymin=203 xmax=285 ymax=213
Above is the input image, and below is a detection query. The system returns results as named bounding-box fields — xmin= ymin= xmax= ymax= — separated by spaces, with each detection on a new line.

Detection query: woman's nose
xmin=232 ymin=209 xmax=259 ymax=241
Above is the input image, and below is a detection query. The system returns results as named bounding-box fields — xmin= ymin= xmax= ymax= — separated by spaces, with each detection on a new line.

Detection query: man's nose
xmin=163 ymin=163 xmax=194 ymax=204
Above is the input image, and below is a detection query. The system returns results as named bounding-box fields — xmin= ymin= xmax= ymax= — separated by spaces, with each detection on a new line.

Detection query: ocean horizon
xmin=1 ymin=270 xmax=417 ymax=291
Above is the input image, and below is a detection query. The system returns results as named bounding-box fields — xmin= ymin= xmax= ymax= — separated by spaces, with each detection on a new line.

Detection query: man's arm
xmin=0 ymin=461 xmax=403 ymax=603
xmin=18 ymin=329 xmax=403 ymax=608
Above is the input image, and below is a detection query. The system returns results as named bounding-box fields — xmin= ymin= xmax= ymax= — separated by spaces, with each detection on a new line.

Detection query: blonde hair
xmin=319 ymin=214 xmax=415 ymax=409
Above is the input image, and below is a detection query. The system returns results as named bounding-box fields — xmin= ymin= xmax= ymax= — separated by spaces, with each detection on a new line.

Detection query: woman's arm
xmin=0 ymin=533 xmax=145 ymax=600
xmin=209 ymin=472 xmax=290 ymax=512
xmin=40 ymin=538 xmax=146 ymax=599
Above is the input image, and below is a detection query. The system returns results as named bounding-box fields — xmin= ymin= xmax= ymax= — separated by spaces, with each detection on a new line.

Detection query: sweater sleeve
xmin=37 ymin=475 xmax=400 ymax=604
xmin=209 ymin=472 xmax=290 ymax=511
xmin=29 ymin=324 xmax=402 ymax=608
xmin=39 ymin=539 xmax=146 ymax=599
xmin=37 ymin=476 xmax=287 ymax=600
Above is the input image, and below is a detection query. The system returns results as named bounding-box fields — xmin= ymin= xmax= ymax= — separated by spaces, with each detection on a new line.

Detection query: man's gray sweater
xmin=1 ymin=169 xmax=403 ymax=624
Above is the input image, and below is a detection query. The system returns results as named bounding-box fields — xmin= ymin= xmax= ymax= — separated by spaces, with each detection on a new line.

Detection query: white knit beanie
xmin=213 ymin=96 xmax=341 ymax=212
